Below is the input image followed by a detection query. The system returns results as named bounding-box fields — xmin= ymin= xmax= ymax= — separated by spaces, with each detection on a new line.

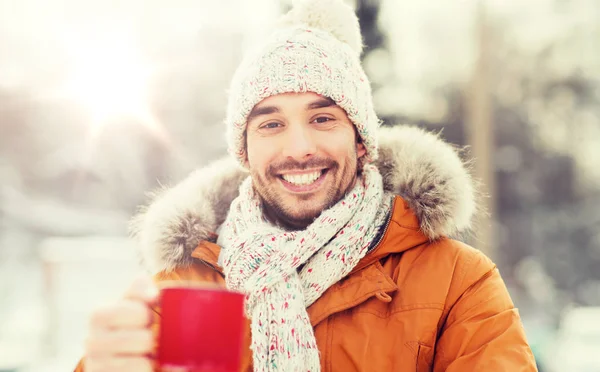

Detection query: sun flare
xmin=63 ymin=32 xmax=152 ymax=125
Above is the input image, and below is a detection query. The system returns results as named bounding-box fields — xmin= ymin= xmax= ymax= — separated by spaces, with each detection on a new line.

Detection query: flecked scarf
xmin=218 ymin=164 xmax=393 ymax=371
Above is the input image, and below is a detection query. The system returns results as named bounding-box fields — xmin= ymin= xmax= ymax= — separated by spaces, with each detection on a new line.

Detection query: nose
xmin=282 ymin=122 xmax=317 ymax=161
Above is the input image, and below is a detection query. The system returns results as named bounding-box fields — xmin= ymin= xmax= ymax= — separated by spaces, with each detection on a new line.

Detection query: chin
xmin=288 ymin=207 xmax=322 ymax=221
xmin=288 ymin=202 xmax=329 ymax=220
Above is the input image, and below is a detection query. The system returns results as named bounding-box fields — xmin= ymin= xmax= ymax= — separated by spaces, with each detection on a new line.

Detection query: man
xmin=78 ymin=0 xmax=537 ymax=371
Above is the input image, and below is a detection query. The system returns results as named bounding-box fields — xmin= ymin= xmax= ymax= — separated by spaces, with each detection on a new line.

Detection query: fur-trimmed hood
xmin=131 ymin=126 xmax=478 ymax=274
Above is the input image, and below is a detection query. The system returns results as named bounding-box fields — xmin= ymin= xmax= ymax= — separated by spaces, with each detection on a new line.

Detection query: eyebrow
xmin=247 ymin=105 xmax=280 ymax=123
xmin=247 ymin=97 xmax=338 ymax=123
xmin=306 ymin=97 xmax=336 ymax=110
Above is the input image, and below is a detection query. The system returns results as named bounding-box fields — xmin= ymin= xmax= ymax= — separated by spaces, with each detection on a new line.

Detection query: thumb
xmin=124 ymin=276 xmax=159 ymax=304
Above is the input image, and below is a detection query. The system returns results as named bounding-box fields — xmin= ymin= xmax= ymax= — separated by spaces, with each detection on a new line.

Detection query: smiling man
xmin=78 ymin=0 xmax=537 ymax=371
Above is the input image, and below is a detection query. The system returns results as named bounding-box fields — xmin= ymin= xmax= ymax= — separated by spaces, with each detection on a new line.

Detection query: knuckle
xmin=84 ymin=335 xmax=100 ymax=355
xmin=84 ymin=330 xmax=112 ymax=356
xmin=124 ymin=300 xmax=153 ymax=326
xmin=84 ymin=357 xmax=109 ymax=372
xmin=130 ymin=357 xmax=154 ymax=372
xmin=86 ymin=356 xmax=152 ymax=372
xmin=118 ymin=356 xmax=154 ymax=371
xmin=125 ymin=277 xmax=156 ymax=301
xmin=90 ymin=300 xmax=151 ymax=329
xmin=122 ymin=329 xmax=154 ymax=354
xmin=86 ymin=329 xmax=155 ymax=355
xmin=126 ymin=299 xmax=148 ymax=314
xmin=89 ymin=306 xmax=111 ymax=327
xmin=138 ymin=329 xmax=155 ymax=351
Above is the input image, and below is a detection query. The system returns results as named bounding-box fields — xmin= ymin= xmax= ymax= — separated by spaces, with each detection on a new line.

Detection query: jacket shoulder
xmin=153 ymin=240 xmax=225 ymax=284
xmin=154 ymin=258 xmax=226 ymax=287
xmin=393 ymin=238 xmax=497 ymax=310
xmin=436 ymin=239 xmax=495 ymax=288
xmin=429 ymin=239 xmax=497 ymax=303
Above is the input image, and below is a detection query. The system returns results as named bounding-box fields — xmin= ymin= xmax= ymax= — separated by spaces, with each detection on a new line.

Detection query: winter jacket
xmin=74 ymin=126 xmax=537 ymax=371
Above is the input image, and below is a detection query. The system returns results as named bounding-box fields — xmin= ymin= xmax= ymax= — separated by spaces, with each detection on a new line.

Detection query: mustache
xmin=268 ymin=157 xmax=338 ymax=175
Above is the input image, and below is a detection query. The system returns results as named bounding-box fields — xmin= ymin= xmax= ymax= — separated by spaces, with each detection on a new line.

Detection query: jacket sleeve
xmin=433 ymin=249 xmax=538 ymax=372
xmin=72 ymin=261 xmax=227 ymax=372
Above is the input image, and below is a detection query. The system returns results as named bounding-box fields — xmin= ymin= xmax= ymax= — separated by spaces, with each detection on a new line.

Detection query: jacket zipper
xmin=368 ymin=197 xmax=396 ymax=252
xmin=197 ymin=259 xmax=225 ymax=278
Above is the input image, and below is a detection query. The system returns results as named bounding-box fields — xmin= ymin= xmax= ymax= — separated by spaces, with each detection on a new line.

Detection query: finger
xmin=85 ymin=356 xmax=153 ymax=372
xmin=85 ymin=328 xmax=154 ymax=357
xmin=124 ymin=276 xmax=159 ymax=304
xmin=90 ymin=299 xmax=153 ymax=329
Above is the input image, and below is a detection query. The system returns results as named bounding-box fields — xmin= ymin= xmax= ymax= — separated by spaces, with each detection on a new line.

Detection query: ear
xmin=242 ymin=132 xmax=250 ymax=168
xmin=356 ymin=141 xmax=366 ymax=158
xmin=242 ymin=155 xmax=250 ymax=169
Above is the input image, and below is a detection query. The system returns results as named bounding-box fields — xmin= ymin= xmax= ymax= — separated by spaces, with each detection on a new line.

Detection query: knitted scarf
xmin=218 ymin=164 xmax=393 ymax=371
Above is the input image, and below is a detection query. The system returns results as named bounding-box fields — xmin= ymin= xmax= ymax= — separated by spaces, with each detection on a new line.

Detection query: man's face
xmin=245 ymin=92 xmax=366 ymax=230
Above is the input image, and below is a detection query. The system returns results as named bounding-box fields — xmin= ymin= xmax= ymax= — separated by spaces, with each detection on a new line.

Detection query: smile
xmin=281 ymin=170 xmax=322 ymax=185
xmin=278 ymin=169 xmax=328 ymax=192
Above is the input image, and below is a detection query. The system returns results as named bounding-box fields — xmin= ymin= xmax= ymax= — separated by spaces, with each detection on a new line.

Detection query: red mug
xmin=158 ymin=283 xmax=246 ymax=372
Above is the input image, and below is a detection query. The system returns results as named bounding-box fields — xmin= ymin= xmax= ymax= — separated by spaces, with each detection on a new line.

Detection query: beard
xmin=250 ymin=154 xmax=359 ymax=231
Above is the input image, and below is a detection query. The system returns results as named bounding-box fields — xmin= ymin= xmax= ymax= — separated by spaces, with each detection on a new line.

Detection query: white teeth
xmin=282 ymin=171 xmax=321 ymax=186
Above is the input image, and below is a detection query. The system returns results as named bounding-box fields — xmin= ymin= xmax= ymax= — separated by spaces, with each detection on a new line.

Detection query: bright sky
xmin=0 ymin=0 xmax=279 ymax=88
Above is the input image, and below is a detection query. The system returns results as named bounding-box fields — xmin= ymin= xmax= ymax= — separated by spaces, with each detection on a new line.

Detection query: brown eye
xmin=312 ymin=116 xmax=333 ymax=124
xmin=261 ymin=122 xmax=282 ymax=129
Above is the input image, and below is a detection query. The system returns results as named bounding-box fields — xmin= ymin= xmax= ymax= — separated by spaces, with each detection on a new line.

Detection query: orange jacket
xmin=75 ymin=196 xmax=536 ymax=372
xmin=74 ymin=127 xmax=537 ymax=371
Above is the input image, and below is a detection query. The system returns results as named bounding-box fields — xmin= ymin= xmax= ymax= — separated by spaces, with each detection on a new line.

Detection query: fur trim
xmin=131 ymin=126 xmax=477 ymax=274
xmin=129 ymin=158 xmax=248 ymax=274
xmin=376 ymin=126 xmax=477 ymax=240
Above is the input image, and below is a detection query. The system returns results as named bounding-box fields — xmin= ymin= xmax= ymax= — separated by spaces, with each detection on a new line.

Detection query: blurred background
xmin=0 ymin=0 xmax=598 ymax=370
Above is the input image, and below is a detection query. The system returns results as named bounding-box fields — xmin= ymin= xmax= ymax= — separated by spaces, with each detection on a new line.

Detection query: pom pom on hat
xmin=278 ymin=0 xmax=363 ymax=55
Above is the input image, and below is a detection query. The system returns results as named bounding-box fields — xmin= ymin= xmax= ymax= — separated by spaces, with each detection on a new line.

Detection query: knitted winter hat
xmin=225 ymin=0 xmax=380 ymax=165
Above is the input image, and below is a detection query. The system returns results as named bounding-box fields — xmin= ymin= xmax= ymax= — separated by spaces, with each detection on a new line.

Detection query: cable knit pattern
xmin=218 ymin=164 xmax=393 ymax=371
xmin=225 ymin=0 xmax=379 ymax=165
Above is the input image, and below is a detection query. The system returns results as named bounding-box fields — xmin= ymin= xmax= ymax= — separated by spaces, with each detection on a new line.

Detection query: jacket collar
xmin=350 ymin=196 xmax=425 ymax=272
xmin=131 ymin=125 xmax=478 ymax=274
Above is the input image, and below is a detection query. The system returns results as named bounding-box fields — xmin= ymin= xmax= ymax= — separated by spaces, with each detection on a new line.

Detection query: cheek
xmin=246 ymin=136 xmax=274 ymax=173
xmin=325 ymin=131 xmax=358 ymax=159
